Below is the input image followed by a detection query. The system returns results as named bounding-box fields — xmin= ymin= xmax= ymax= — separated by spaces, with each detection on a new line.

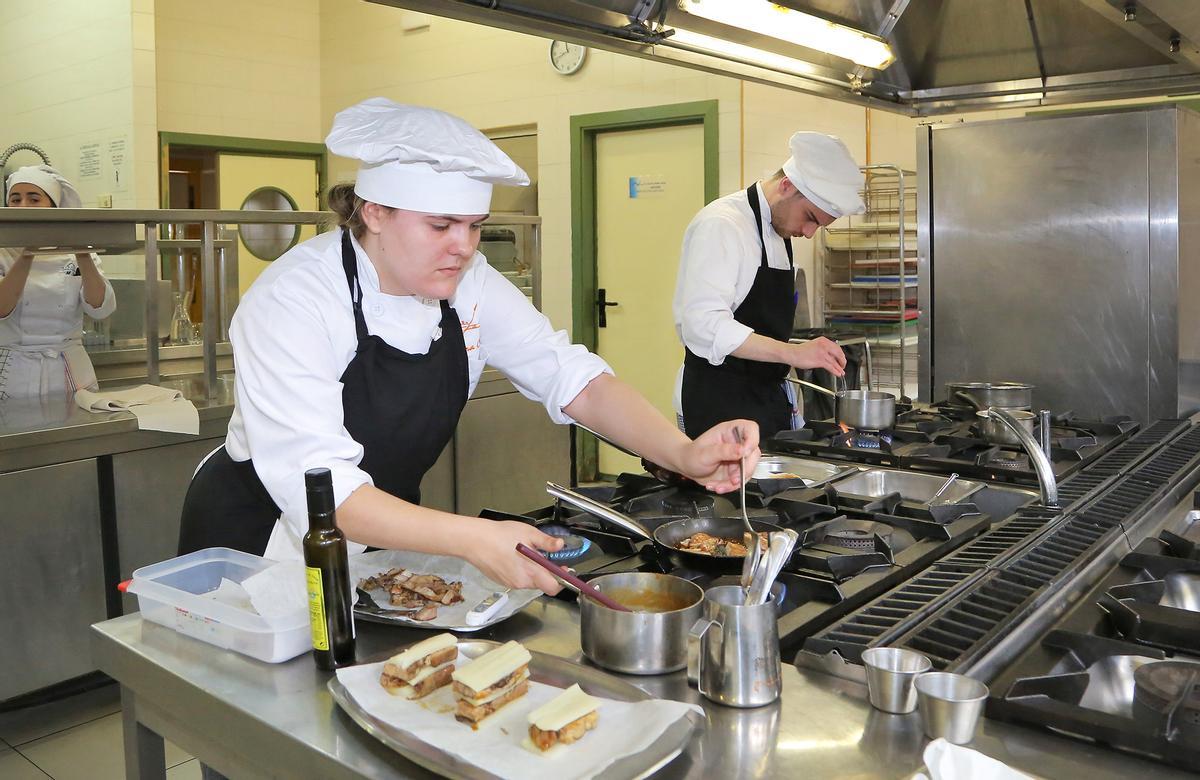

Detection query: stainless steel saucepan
xmin=788 ymin=377 xmax=896 ymax=431
xmin=975 ymin=409 xmax=1035 ymax=446
xmin=945 ymin=381 xmax=1033 ymax=411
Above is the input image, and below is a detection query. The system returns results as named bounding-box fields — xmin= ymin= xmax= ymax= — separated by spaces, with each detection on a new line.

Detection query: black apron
xmin=682 ymin=184 xmax=796 ymax=440
xmin=178 ymin=229 xmax=469 ymax=555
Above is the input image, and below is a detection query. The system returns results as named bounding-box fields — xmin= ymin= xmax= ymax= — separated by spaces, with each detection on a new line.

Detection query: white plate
xmin=350 ymin=550 xmax=541 ymax=632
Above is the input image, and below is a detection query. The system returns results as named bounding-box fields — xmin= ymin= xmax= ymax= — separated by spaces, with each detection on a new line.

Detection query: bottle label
xmin=306 ymin=566 xmax=329 ymax=651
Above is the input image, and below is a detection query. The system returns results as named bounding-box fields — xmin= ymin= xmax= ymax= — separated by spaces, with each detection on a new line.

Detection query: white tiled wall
xmin=0 ymin=0 xmax=146 ymax=217
xmin=155 ymin=0 xmax=322 ymax=142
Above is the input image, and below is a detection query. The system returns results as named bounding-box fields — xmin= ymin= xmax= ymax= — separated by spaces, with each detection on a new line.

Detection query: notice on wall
xmin=77 ymin=141 xmax=101 ymax=181
xmin=104 ymin=135 xmax=130 ymax=193
xmin=628 ymin=175 xmax=667 ymax=198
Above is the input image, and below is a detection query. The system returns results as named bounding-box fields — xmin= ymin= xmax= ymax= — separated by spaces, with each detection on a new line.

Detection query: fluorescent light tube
xmin=678 ymin=0 xmax=895 ymax=69
xmin=667 ymin=29 xmax=824 ymax=77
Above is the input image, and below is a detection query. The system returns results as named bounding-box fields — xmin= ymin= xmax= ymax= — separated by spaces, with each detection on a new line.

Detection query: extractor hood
xmin=366 ymin=0 xmax=1200 ymax=115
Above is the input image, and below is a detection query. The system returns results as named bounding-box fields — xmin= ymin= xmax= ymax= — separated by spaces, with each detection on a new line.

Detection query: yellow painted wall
xmin=155 ymin=0 xmax=322 ymax=142
xmin=318 ymin=0 xmax=743 ymax=338
xmin=316 ymin=1 xmax=923 ymax=336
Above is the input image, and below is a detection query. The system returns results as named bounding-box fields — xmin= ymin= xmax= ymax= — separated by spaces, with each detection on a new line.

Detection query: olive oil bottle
xmin=303 ymin=467 xmax=355 ymax=670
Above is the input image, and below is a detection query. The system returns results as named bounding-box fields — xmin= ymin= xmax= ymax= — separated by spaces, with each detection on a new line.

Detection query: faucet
xmin=987 ymin=407 xmax=1058 ymax=507
xmin=0 ymin=142 xmax=51 ymax=172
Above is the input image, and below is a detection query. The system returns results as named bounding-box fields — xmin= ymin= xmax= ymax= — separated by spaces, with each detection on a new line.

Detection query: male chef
xmin=673 ymin=132 xmax=865 ymax=439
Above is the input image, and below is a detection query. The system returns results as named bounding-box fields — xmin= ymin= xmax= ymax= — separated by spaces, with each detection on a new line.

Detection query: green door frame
xmin=569 ymin=100 xmax=720 ymax=479
xmin=157 ymin=131 xmax=328 ymax=210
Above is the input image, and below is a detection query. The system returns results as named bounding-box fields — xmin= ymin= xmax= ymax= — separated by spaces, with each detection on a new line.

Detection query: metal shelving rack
xmin=816 ymin=165 xmax=918 ymax=397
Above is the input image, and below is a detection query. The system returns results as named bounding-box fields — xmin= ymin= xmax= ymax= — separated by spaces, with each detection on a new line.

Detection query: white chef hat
xmin=325 ymin=98 xmax=529 ymax=215
xmin=781 ymin=132 xmax=865 ymax=218
xmin=5 ymin=164 xmax=82 ymax=208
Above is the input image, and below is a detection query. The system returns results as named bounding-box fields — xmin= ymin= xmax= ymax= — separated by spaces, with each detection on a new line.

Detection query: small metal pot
xmin=580 ymin=572 xmax=704 ymax=675
xmin=946 ymin=381 xmax=1033 ymax=410
xmin=975 ymin=409 xmax=1035 ymax=446
xmin=837 ymin=389 xmax=896 ymax=430
xmin=788 ymin=378 xmax=896 ymax=430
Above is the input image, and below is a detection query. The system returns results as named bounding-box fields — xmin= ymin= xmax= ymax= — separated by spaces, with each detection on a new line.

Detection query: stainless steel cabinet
xmin=418 ymin=377 xmax=571 ymax=517
xmin=455 ymin=390 xmax=570 ymax=517
xmin=114 ymin=438 xmax=224 ymax=614
xmin=0 ymin=460 xmax=106 ymax=700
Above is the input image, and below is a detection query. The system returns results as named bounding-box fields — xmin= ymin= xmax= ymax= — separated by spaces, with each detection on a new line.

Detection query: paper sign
xmin=105 ymin=135 xmax=130 ymax=193
xmin=628 ymin=175 xmax=667 ymax=198
xmin=78 ymin=142 xmax=101 ymax=180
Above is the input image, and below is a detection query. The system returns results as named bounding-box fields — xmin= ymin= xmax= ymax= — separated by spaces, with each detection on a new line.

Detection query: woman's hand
xmin=676 ymin=419 xmax=760 ymax=493
xmin=460 ymin=519 xmax=566 ymax=595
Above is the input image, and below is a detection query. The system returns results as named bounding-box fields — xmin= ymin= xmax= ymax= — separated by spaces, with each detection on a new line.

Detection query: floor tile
xmin=0 ymin=744 xmax=49 ymax=779
xmin=19 ymin=712 xmax=191 ymax=780
xmin=168 ymin=758 xmax=202 ymax=780
xmin=0 ymin=683 xmax=121 ymax=746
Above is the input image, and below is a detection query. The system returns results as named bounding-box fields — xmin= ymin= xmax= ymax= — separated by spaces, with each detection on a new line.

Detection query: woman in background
xmin=0 ymin=165 xmax=115 ymax=400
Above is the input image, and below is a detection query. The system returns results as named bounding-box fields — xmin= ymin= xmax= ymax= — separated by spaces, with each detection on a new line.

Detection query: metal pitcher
xmin=687 ymin=585 xmax=782 ymax=708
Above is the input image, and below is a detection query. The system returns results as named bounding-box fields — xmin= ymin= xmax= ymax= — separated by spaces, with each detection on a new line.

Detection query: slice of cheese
xmin=387 ymin=633 xmax=457 ymax=671
xmin=452 ymin=641 xmax=531 ymax=694
xmin=459 ymin=669 xmax=529 ymax=706
xmin=528 ymin=684 xmax=600 ymax=732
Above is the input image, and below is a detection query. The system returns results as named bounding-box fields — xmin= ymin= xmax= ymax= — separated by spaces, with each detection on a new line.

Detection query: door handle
xmin=596 ymin=287 xmax=620 ymax=328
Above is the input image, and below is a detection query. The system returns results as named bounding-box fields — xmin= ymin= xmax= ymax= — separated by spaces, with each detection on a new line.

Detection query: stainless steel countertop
xmin=0 ymin=375 xmax=235 ymax=452
xmin=0 ymin=369 xmax=515 ymax=462
xmin=91 ymin=596 xmax=1196 ymax=779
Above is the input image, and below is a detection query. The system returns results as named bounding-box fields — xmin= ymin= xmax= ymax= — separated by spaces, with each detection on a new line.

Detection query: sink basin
xmin=829 ymin=468 xmax=985 ymax=505
xmin=752 ymin=456 xmax=857 ymax=487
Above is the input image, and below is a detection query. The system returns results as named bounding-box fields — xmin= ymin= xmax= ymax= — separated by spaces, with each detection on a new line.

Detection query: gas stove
xmin=987 ymin=512 xmax=1200 ymax=772
xmin=511 ymin=470 xmax=996 ymax=654
xmin=769 ymin=402 xmax=1138 ymax=486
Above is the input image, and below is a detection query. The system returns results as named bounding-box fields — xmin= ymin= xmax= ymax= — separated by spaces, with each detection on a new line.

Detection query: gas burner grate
xmin=662 ymin=492 xmax=716 ymax=517
xmin=824 ymin=520 xmax=893 ymax=551
xmin=834 ymin=430 xmax=894 ymax=450
xmin=1133 ymin=661 xmax=1200 ymax=742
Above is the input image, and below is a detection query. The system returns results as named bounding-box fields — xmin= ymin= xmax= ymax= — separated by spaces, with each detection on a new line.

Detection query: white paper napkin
xmin=913 ymin=739 xmax=1038 ymax=780
xmin=336 ymin=657 xmax=701 ymax=780
xmin=241 ymin=560 xmax=309 ymax=629
xmin=75 ymin=384 xmax=199 ymax=435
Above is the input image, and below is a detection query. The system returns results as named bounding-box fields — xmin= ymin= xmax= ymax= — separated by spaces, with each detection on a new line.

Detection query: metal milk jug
xmin=687 ymin=585 xmax=782 ymax=708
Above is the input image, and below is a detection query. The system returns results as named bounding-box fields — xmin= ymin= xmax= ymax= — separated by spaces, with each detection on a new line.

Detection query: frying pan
xmin=546 ymin=482 xmax=783 ymax=575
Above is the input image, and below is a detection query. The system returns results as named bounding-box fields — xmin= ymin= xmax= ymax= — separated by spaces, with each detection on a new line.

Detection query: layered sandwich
xmin=527 ymin=684 xmax=600 ymax=752
xmin=451 ymin=640 xmax=531 ymax=727
xmin=379 ymin=633 xmax=458 ymax=699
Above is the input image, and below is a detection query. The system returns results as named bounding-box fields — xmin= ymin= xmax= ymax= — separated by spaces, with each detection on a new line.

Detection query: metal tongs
xmin=927 ymin=473 xmax=959 ymax=506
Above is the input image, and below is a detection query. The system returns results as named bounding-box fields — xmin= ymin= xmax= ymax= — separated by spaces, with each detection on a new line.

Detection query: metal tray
xmin=328 ymin=640 xmax=700 ymax=780
xmin=752 ymin=455 xmax=858 ymax=486
xmin=829 ymin=468 xmax=985 ymax=504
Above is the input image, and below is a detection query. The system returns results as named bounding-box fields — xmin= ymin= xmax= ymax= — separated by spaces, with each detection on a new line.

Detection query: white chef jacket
xmin=0 ymin=249 xmax=116 ymax=400
xmin=224 ymin=229 xmax=612 ymax=561
xmin=671 ymin=182 xmax=796 ymax=416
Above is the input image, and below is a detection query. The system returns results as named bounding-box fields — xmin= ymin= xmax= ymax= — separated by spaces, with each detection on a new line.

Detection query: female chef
xmin=179 ymin=99 xmax=760 ymax=594
xmin=0 ymin=165 xmax=115 ymax=400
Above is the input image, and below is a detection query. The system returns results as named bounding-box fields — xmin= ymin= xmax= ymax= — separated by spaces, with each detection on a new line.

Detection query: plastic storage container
xmin=127 ymin=547 xmax=310 ymax=663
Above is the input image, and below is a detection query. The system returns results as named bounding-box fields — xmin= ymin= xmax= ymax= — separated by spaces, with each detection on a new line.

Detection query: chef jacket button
xmin=370 ymin=303 xmax=383 ymax=316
